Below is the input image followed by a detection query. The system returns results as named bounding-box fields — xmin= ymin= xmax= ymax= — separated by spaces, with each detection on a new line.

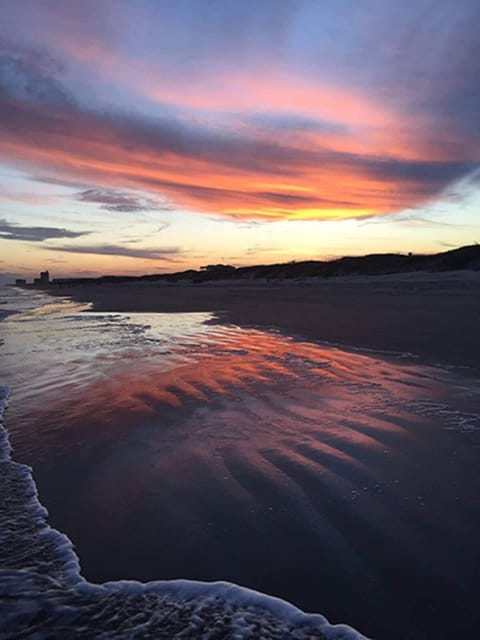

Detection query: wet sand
xmin=16 ymin=329 xmax=480 ymax=640
xmin=46 ymin=271 xmax=480 ymax=371
xmin=9 ymin=275 xmax=480 ymax=638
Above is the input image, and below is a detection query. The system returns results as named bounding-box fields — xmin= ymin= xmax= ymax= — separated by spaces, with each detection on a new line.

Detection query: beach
xmin=3 ymin=1 xmax=480 ymax=637
xmin=47 ymin=271 xmax=480 ymax=371
xmin=2 ymin=277 xmax=480 ymax=639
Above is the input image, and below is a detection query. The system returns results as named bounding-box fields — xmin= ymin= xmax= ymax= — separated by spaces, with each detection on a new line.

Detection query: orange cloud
xmin=0 ymin=83 xmax=474 ymax=222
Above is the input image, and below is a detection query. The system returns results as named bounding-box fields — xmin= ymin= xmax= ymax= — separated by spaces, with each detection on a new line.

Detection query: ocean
xmin=1 ymin=285 xmax=479 ymax=639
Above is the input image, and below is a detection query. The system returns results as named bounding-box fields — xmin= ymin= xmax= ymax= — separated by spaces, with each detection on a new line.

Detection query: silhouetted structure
xmin=15 ymin=278 xmax=26 ymax=285
xmin=33 ymin=270 xmax=50 ymax=286
xmin=20 ymin=245 xmax=480 ymax=288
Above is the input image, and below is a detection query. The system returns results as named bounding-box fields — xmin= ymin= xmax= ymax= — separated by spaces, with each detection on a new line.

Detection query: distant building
xmin=15 ymin=278 xmax=26 ymax=285
xmin=33 ymin=270 xmax=51 ymax=286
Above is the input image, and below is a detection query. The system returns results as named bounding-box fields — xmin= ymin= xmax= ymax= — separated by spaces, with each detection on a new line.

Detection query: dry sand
xmin=47 ymin=271 xmax=480 ymax=371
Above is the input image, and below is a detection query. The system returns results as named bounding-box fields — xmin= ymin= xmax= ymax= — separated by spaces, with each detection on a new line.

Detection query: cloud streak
xmin=45 ymin=243 xmax=180 ymax=261
xmin=0 ymin=219 xmax=90 ymax=242
xmin=76 ymin=189 xmax=172 ymax=213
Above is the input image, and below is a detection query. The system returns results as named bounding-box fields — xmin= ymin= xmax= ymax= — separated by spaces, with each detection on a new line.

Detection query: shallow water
xmin=1 ymin=286 xmax=480 ymax=639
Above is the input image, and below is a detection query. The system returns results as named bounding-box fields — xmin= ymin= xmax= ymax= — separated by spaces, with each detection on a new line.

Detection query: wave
xmin=4 ymin=300 xmax=93 ymax=322
xmin=0 ymin=385 xmax=367 ymax=639
xmin=0 ymin=285 xmax=92 ymax=322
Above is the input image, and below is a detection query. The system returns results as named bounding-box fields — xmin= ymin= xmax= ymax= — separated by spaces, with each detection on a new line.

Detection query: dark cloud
xmin=0 ymin=219 xmax=90 ymax=242
xmin=76 ymin=189 xmax=173 ymax=213
xmin=45 ymin=243 xmax=180 ymax=261
xmin=356 ymin=157 xmax=477 ymax=185
xmin=0 ymin=43 xmax=70 ymax=106
xmin=31 ymin=175 xmax=92 ymax=189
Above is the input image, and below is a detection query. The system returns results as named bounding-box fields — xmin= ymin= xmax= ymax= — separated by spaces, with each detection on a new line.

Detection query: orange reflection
xmin=11 ymin=321 xmax=453 ymax=568
xmin=21 ymin=326 xmax=440 ymax=453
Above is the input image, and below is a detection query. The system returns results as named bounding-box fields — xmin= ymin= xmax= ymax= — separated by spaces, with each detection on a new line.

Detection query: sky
xmin=1 ymin=0 xmax=479 ymax=281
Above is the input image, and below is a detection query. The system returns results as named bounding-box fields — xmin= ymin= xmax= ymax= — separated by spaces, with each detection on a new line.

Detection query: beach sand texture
xmin=48 ymin=271 xmax=480 ymax=370
xmin=2 ymin=276 xmax=480 ymax=639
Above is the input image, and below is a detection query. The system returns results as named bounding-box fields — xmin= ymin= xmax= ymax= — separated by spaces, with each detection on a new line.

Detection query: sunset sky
xmin=1 ymin=0 xmax=479 ymax=281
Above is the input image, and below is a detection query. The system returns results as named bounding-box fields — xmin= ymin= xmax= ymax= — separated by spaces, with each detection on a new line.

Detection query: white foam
xmin=0 ymin=383 xmax=368 ymax=638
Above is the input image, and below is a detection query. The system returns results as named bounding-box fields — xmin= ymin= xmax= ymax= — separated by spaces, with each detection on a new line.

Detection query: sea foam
xmin=0 ymin=384 xmax=367 ymax=639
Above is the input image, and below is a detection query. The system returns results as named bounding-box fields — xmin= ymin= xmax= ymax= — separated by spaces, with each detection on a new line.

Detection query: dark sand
xmin=18 ymin=273 xmax=479 ymax=639
xmin=47 ymin=271 xmax=480 ymax=371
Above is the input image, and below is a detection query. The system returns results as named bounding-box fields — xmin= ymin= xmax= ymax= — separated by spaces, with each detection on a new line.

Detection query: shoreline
xmin=40 ymin=271 xmax=480 ymax=372
xmin=0 ymin=384 xmax=365 ymax=640
xmin=4 ymin=278 xmax=480 ymax=639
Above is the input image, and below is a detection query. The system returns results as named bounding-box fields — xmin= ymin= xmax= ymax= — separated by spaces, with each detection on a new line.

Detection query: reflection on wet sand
xmin=9 ymin=323 xmax=447 ymax=436
xmin=5 ymin=313 xmax=480 ymax=640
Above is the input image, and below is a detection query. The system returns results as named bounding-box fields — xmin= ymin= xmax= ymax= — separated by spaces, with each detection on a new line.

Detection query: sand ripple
xmin=3 ymin=307 xmax=480 ymax=638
